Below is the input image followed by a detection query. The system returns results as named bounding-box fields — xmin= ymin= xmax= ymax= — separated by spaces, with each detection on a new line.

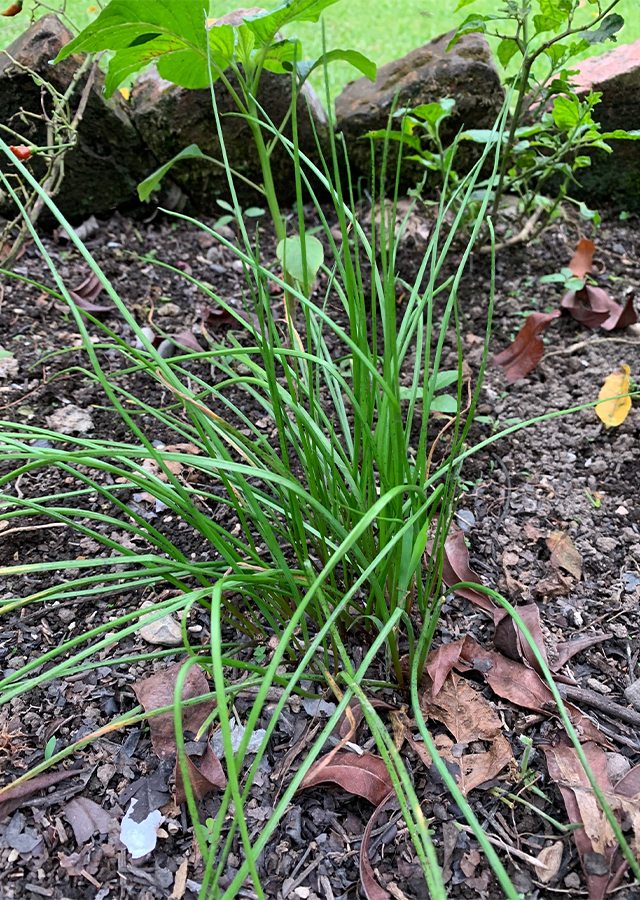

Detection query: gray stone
xmin=572 ymin=39 xmax=640 ymax=210
xmin=137 ymin=600 xmax=183 ymax=647
xmin=335 ymin=30 xmax=504 ymax=189
xmin=0 ymin=15 xmax=150 ymax=222
xmin=131 ymin=11 xmax=330 ymax=213
xmin=606 ymin=751 xmax=631 ymax=785
xmin=624 ymin=678 xmax=640 ymax=711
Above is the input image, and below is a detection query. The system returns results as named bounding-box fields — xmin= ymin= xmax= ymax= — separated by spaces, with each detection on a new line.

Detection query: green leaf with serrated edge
xmin=54 ymin=0 xmax=207 ymax=58
xmin=497 ymin=38 xmax=519 ymax=67
xmin=601 ymin=130 xmax=640 ymax=139
xmin=138 ymin=144 xmax=208 ymax=201
xmin=293 ymin=49 xmax=376 ymax=83
xmin=276 ymin=234 xmax=324 ymax=285
xmin=430 ymin=395 xmax=459 ymax=414
xmin=579 ymin=13 xmax=624 ymax=45
xmin=242 ymin=0 xmax=340 ymax=46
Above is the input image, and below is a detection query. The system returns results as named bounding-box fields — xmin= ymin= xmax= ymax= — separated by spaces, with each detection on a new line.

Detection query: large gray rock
xmin=335 ymin=30 xmax=505 ymax=188
xmin=131 ymin=8 xmax=330 ymax=212
xmin=570 ymin=39 xmax=640 ymax=210
xmin=0 ymin=15 xmax=150 ymax=223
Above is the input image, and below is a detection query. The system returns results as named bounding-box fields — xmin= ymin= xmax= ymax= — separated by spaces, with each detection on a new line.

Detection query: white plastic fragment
xmin=210 ymin=721 xmax=267 ymax=757
xmin=120 ymin=798 xmax=163 ymax=859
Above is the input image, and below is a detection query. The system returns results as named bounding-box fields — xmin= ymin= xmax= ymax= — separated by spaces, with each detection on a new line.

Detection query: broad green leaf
xmin=552 ymin=94 xmax=581 ymax=130
xmin=429 ymin=370 xmax=459 ymax=391
xmin=534 ymin=13 xmax=562 ymax=33
xmin=261 ymin=37 xmax=303 ymax=74
xmin=365 ymin=129 xmax=422 ymax=151
xmin=497 ymin=38 xmax=519 ymax=67
xmin=579 ymin=13 xmax=624 ymax=45
xmin=276 ymin=234 xmax=324 ymax=285
xmin=137 ymin=143 xmax=208 ymax=201
xmin=447 ymin=14 xmax=490 ymax=50
xmin=293 ymin=49 xmax=376 ymax=83
xmin=234 ymin=23 xmax=255 ymax=68
xmin=430 ymin=395 xmax=459 ymax=414
xmin=455 ymin=0 xmax=479 ymax=8
xmin=596 ymin=365 xmax=631 ymax=428
xmin=538 ymin=0 xmax=572 ymax=27
xmin=411 ymin=100 xmax=454 ymax=125
xmin=244 ymin=207 xmax=265 ymax=217
xmin=54 ymin=0 xmax=208 ymax=58
xmin=243 ymin=0 xmax=341 ymax=46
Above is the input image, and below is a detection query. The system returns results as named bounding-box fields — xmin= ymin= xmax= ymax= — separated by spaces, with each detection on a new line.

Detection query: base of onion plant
xmin=0 ymin=78 xmax=518 ymax=897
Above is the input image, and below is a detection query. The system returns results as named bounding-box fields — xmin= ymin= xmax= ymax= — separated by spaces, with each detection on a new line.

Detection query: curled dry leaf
xmin=561 ymin=286 xmax=611 ymax=329
xmin=359 ymin=794 xmax=396 ymax=900
xmin=493 ymin=603 xmax=549 ymax=674
xmin=68 ymin=272 xmax=115 ymax=315
xmin=543 ymin=739 xmax=618 ymax=900
xmin=63 ymin=796 xmax=112 ymax=843
xmin=568 ymin=238 xmax=595 ymax=280
xmin=534 ymin=841 xmax=564 ymax=884
xmin=596 ymin=365 xmax=632 ymax=429
xmin=546 ymin=531 xmax=582 ymax=580
xmin=298 ymin=751 xmax=394 ymax=807
xmin=132 ymin=660 xmax=214 ymax=759
xmin=553 ymin=633 xmax=612 ymax=672
xmin=600 ymin=292 xmax=637 ymax=331
xmin=492 ymin=311 xmax=560 ymax=383
xmin=428 ymin=523 xmax=494 ymax=613
xmin=174 ymin=743 xmax=227 ymax=805
xmin=0 ymin=769 xmax=80 ymax=819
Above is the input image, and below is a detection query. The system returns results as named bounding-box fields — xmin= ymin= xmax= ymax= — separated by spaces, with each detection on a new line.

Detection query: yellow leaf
xmin=118 ymin=87 xmax=130 ymax=101
xmin=596 ymin=364 xmax=631 ymax=428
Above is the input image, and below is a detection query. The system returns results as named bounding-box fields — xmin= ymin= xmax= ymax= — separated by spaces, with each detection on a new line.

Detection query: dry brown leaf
xmin=492 ymin=310 xmax=561 ymax=382
xmin=174 ymin=743 xmax=226 ymax=805
xmin=543 ymin=739 xmax=618 ymax=900
xmin=426 ymin=641 xmax=468 ymax=697
xmin=493 ymin=603 xmax=549 ymax=674
xmin=428 ymin=524 xmax=495 ymax=613
xmin=561 ymin=286 xmax=612 ymax=329
xmin=596 ymin=366 xmax=632 ymax=428
xmin=534 ymin=841 xmax=564 ymax=884
xmin=132 ymin=660 xmax=214 ymax=759
xmin=68 ymin=272 xmax=116 ymax=315
xmin=600 ymin=292 xmax=637 ymax=331
xmin=299 ymin=751 xmax=394 ymax=807
xmin=458 ymin=637 xmax=610 ymax=747
xmin=418 ymin=672 xmax=503 ymax=743
xmin=63 ymin=796 xmax=112 ymax=843
xmin=547 ymin=531 xmax=582 ymax=580
xmin=553 ymin=634 xmax=613 ymax=672
xmin=359 ymin=793 xmax=395 ymax=900
xmin=568 ymin=238 xmax=595 ymax=279
xmin=0 ymin=769 xmax=80 ymax=819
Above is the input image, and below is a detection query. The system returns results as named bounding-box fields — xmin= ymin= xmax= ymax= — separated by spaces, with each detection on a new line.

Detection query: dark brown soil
xmin=0 ymin=204 xmax=639 ymax=900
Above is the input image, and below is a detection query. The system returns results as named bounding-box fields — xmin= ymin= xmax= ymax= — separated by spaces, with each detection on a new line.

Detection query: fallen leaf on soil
xmin=171 ymin=858 xmax=189 ymax=900
xmin=58 ymin=844 xmax=102 ymax=876
xmin=428 ymin=523 xmax=494 ymax=613
xmin=458 ymin=636 xmax=610 ymax=747
xmin=494 ymin=603 xmax=549 ymax=674
xmin=543 ymin=738 xmax=618 ymax=900
xmin=0 ymin=769 xmax=80 ymax=819
xmin=119 ymin=758 xmax=173 ymax=821
xmin=426 ymin=640 xmax=468 ymax=697
xmin=569 ymin=238 xmax=595 ymax=280
xmin=132 ymin=660 xmax=214 ymax=759
xmin=547 ymin=531 xmax=582 ymax=580
xmin=534 ymin=571 xmax=573 ymax=598
xmin=561 ymin=285 xmax=613 ymax=329
xmin=199 ymin=304 xmax=259 ymax=331
xmin=63 ymin=796 xmax=112 ymax=843
xmin=416 ymin=671 xmax=514 ymax=793
xmin=596 ymin=365 xmax=631 ymax=428
xmin=68 ymin=271 xmax=115 ymax=314
xmin=600 ymin=292 xmax=637 ymax=331
xmin=174 ymin=743 xmax=227 ymax=805
xmin=534 ymin=840 xmax=564 ymax=884
xmin=492 ymin=310 xmax=560 ymax=382
xmin=333 ymin=697 xmax=396 ymax=741
xmin=299 ymin=752 xmax=394 ymax=807
xmin=45 ymin=404 xmax=94 ymax=435
xmin=120 ymin=797 xmax=164 ymax=859
xmin=553 ymin=633 xmax=613 ymax=672
xmin=359 ymin=793 xmax=395 ymax=900
xmin=389 ymin=705 xmax=412 ymax=751
xmin=172 ymin=331 xmax=203 ymax=353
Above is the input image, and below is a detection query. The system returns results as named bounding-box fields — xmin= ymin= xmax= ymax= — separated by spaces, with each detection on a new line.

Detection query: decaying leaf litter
xmin=1 ymin=205 xmax=640 ymax=900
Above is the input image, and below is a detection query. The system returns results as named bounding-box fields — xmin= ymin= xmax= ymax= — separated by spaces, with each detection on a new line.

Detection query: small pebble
xmin=586 ymin=678 xmax=611 ymax=694
xmin=566 ymin=452 xmax=576 ymax=463
xmin=564 ymin=873 xmax=581 ymax=890
xmin=156 ymin=302 xmax=181 ymax=317
xmin=455 ymin=509 xmax=475 ymax=532
xmin=616 ymin=506 xmax=629 ymax=516
xmin=606 ymin=752 xmax=631 ymax=785
xmin=624 ymin=678 xmax=640 ymax=711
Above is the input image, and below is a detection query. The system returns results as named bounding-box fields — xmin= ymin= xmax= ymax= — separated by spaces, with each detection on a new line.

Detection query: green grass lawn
xmin=1 ymin=0 xmax=638 ymax=100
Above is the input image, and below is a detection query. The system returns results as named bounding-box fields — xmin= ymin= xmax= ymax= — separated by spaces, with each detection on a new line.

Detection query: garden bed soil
xmin=0 ymin=204 xmax=639 ymax=900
